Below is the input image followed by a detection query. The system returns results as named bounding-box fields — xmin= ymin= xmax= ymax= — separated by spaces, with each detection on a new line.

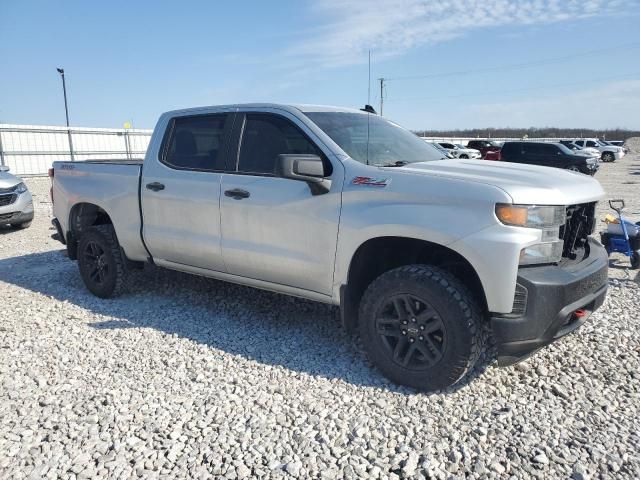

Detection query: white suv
xmin=435 ymin=142 xmax=481 ymax=159
xmin=571 ymin=139 xmax=625 ymax=162
xmin=0 ymin=166 xmax=34 ymax=229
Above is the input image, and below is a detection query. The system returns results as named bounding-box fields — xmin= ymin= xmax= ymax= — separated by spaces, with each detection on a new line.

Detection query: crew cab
xmin=50 ymin=104 xmax=609 ymax=391
xmin=500 ymin=141 xmax=599 ymax=175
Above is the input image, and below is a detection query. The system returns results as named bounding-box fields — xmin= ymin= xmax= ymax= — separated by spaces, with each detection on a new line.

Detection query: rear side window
xmin=501 ymin=143 xmax=521 ymax=158
xmin=238 ymin=114 xmax=323 ymax=175
xmin=541 ymin=144 xmax=558 ymax=155
xmin=523 ymin=143 xmax=544 ymax=154
xmin=163 ymin=114 xmax=230 ymax=171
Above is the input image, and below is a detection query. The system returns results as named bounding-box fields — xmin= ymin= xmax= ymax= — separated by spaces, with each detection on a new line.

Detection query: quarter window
xmin=238 ymin=114 xmax=323 ymax=175
xmin=164 ymin=114 xmax=230 ymax=171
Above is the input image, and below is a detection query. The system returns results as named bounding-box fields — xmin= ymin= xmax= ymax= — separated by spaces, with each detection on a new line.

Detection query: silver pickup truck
xmin=51 ymin=104 xmax=609 ymax=391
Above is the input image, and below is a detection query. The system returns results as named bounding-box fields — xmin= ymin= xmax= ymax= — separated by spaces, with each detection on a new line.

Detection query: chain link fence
xmin=0 ymin=124 xmax=153 ymax=175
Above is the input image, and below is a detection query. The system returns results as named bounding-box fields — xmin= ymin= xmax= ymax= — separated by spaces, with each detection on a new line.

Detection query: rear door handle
xmin=146 ymin=182 xmax=165 ymax=192
xmin=224 ymin=188 xmax=250 ymax=199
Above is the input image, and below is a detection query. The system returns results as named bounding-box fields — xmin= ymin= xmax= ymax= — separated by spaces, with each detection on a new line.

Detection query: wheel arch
xmin=340 ymin=236 xmax=488 ymax=332
xmin=66 ymin=202 xmax=114 ymax=259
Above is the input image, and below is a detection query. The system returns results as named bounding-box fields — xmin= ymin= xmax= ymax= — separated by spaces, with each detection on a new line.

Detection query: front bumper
xmin=0 ymin=191 xmax=34 ymax=225
xmin=491 ymin=238 xmax=608 ymax=366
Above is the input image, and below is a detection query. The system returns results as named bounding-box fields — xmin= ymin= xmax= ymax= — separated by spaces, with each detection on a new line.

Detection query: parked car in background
xmin=559 ymin=140 xmax=600 ymax=158
xmin=466 ymin=140 xmax=502 ymax=158
xmin=0 ymin=166 xmax=34 ymax=229
xmin=435 ymin=142 xmax=481 ymax=159
xmin=571 ymin=139 xmax=625 ymax=162
xmin=602 ymin=140 xmax=629 ymax=154
xmin=430 ymin=142 xmax=455 ymax=159
xmin=500 ymin=142 xmax=598 ymax=175
xmin=50 ymin=103 xmax=609 ymax=392
xmin=484 ymin=149 xmax=502 ymax=161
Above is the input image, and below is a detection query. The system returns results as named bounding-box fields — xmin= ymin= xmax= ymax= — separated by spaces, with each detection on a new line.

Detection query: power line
xmin=384 ymin=42 xmax=640 ymax=82
xmin=386 ymin=71 xmax=640 ymax=103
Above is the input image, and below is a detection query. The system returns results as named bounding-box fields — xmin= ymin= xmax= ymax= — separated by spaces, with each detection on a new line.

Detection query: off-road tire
xmin=358 ymin=265 xmax=485 ymax=391
xmin=77 ymin=225 xmax=128 ymax=298
xmin=602 ymin=152 xmax=615 ymax=162
xmin=11 ymin=221 xmax=32 ymax=229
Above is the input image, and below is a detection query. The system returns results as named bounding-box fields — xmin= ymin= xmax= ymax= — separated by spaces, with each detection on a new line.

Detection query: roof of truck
xmin=163 ymin=103 xmax=367 ymax=117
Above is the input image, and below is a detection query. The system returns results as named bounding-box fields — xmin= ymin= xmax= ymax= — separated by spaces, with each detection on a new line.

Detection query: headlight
xmin=14 ymin=182 xmax=28 ymax=194
xmin=496 ymin=204 xmax=566 ymax=265
xmin=495 ymin=204 xmax=565 ymax=228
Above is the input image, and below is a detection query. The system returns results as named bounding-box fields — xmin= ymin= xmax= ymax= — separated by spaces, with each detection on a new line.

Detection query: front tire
xmin=602 ymin=152 xmax=615 ymax=162
xmin=632 ymin=251 xmax=640 ymax=270
xmin=77 ymin=225 xmax=128 ymax=298
xmin=358 ymin=265 xmax=485 ymax=391
xmin=459 ymin=154 xmax=469 ymax=159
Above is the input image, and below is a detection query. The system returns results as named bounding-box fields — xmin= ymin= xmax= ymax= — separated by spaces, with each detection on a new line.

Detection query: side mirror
xmin=276 ymin=154 xmax=331 ymax=194
xmin=0 ymin=165 xmax=9 ymax=172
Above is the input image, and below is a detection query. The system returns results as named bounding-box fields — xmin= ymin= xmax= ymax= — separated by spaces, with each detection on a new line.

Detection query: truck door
xmin=219 ymin=111 xmax=343 ymax=296
xmin=141 ymin=112 xmax=235 ymax=271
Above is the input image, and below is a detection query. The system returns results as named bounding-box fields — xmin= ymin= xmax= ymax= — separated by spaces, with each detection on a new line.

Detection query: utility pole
xmin=378 ymin=78 xmax=385 ymax=116
xmin=56 ymin=68 xmax=74 ymax=160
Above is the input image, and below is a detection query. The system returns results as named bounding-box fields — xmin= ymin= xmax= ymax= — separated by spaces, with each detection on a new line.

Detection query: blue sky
xmin=1 ymin=0 xmax=639 ymax=130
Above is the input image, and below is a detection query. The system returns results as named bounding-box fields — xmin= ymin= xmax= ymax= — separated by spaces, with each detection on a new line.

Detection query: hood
xmin=0 ymin=170 xmax=21 ymax=189
xmin=389 ymin=159 xmax=605 ymax=205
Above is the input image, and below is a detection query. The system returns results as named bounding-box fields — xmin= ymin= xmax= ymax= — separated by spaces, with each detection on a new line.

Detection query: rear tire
xmin=632 ymin=251 xmax=640 ymax=270
xmin=77 ymin=225 xmax=128 ymax=298
xmin=358 ymin=265 xmax=485 ymax=391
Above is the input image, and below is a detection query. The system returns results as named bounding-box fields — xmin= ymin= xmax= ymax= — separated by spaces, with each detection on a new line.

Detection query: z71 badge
xmin=351 ymin=176 xmax=390 ymax=187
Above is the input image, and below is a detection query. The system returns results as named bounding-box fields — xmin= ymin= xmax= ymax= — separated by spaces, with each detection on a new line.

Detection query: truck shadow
xmin=0 ymin=249 xmax=491 ymax=393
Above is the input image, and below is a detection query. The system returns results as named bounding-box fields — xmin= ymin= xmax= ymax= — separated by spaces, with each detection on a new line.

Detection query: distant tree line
xmin=413 ymin=127 xmax=640 ymax=141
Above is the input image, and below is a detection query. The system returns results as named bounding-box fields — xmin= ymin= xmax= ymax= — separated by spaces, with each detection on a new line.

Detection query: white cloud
xmin=289 ymin=0 xmax=633 ymax=67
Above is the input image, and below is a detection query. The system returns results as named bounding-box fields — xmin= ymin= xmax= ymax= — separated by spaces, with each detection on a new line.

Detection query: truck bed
xmin=52 ymin=159 xmax=148 ymax=262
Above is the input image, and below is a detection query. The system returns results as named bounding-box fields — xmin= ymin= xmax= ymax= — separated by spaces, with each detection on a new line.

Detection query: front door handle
xmin=224 ymin=188 xmax=250 ymax=200
xmin=146 ymin=182 xmax=165 ymax=192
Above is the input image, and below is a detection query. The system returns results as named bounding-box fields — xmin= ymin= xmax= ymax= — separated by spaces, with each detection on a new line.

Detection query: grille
xmin=0 ymin=194 xmax=16 ymax=207
xmin=559 ymin=202 xmax=596 ymax=260
xmin=0 ymin=212 xmax=15 ymax=221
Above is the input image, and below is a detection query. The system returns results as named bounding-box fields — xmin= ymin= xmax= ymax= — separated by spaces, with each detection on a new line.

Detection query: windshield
xmin=556 ymin=143 xmax=576 ymax=155
xmin=305 ymin=112 xmax=445 ymax=166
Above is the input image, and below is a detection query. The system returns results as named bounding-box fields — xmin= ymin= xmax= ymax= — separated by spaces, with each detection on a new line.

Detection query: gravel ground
xmin=1 ymin=157 xmax=639 ymax=480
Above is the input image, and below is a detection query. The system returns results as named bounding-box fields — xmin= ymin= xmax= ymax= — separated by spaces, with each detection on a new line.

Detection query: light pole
xmin=56 ymin=68 xmax=74 ymax=160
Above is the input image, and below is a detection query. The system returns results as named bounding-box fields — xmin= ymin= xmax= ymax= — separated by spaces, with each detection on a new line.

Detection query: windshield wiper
xmin=379 ymin=161 xmax=409 ymax=167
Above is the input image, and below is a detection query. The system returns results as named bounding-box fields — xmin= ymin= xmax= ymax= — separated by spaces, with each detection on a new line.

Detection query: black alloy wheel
xmin=77 ymin=225 xmax=127 ymax=298
xmin=375 ymin=293 xmax=446 ymax=369
xmin=83 ymin=240 xmax=109 ymax=286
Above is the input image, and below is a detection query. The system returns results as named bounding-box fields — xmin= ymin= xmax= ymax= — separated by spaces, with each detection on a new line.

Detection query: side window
xmin=238 ymin=114 xmax=324 ymax=175
xmin=542 ymin=144 xmax=558 ymax=155
xmin=586 ymin=141 xmax=597 ymax=147
xmin=163 ymin=114 xmax=230 ymax=171
xmin=523 ymin=143 xmax=542 ymax=155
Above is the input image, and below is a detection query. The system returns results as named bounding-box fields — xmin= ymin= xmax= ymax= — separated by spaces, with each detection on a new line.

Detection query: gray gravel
xmin=1 ymin=158 xmax=639 ymax=479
